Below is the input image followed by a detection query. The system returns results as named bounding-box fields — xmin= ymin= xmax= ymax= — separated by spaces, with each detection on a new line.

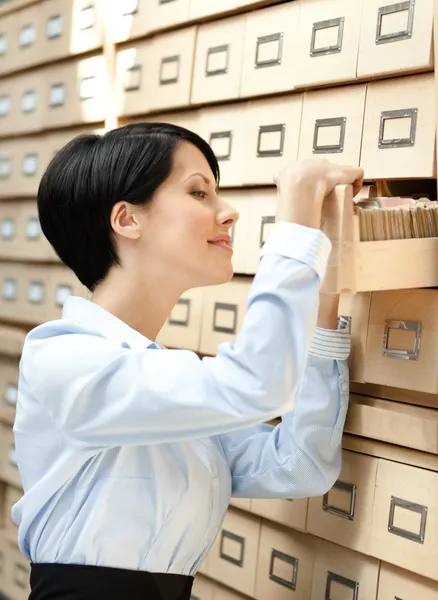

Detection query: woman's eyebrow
xmin=184 ymin=173 xmax=211 ymax=185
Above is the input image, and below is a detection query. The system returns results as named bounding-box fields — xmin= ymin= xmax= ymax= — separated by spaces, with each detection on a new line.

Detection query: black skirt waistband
xmin=29 ymin=563 xmax=194 ymax=600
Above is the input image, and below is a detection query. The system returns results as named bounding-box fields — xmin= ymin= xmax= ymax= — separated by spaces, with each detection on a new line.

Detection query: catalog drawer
xmin=192 ymin=15 xmax=245 ymax=104
xmin=307 ymin=450 xmax=378 ymax=555
xmin=207 ymin=508 xmax=261 ymax=597
xmin=255 ymin=521 xmax=314 ymax=600
xmin=191 ymin=574 xmax=215 ymax=600
xmin=361 ymin=73 xmax=435 ymax=179
xmin=243 ymin=95 xmax=303 ymax=185
xmin=370 ymin=459 xmax=438 ymax=581
xmin=294 ymin=0 xmax=362 ymax=87
xmin=189 ymin=0 xmax=238 ymax=20
xmin=3 ymin=71 xmax=45 ymax=136
xmin=0 ymin=12 xmax=17 ymax=75
xmin=358 ymin=0 xmax=433 ymax=79
xmin=251 ymin=498 xmax=308 ymax=533
xmin=157 ymin=287 xmax=204 ymax=351
xmin=0 ymin=137 xmax=48 ymax=199
xmin=13 ymin=4 xmax=43 ymax=72
xmin=146 ymin=0 xmax=191 ymax=33
xmin=364 ymin=289 xmax=438 ymax=394
xmin=338 ymin=292 xmax=371 ymax=383
xmin=115 ymin=40 xmax=154 ymax=117
xmin=298 ymin=84 xmax=367 ymax=167
xmin=240 ymin=2 xmax=301 ymax=98
xmin=377 ymin=563 xmax=438 ymax=600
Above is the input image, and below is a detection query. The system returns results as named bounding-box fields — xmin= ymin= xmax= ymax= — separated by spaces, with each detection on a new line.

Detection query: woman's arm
xmin=216 ymin=295 xmax=350 ymax=499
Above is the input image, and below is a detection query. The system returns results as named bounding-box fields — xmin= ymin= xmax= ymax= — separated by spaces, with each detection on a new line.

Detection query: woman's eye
xmin=192 ymin=190 xmax=207 ymax=199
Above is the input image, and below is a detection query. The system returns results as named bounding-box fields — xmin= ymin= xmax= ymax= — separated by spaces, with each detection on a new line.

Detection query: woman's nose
xmin=217 ymin=203 xmax=239 ymax=228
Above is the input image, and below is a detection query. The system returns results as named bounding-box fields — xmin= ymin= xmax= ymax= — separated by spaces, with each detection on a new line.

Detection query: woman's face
xmin=114 ymin=141 xmax=239 ymax=291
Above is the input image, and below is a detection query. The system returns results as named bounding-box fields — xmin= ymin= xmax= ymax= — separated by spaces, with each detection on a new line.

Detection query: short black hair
xmin=38 ymin=122 xmax=220 ymax=291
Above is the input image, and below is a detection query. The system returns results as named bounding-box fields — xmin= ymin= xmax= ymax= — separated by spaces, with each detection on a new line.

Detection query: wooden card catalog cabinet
xmin=157 ymin=288 xmax=204 ymax=351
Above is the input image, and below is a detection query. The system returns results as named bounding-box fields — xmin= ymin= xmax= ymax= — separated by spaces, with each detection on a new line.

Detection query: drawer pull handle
xmin=209 ymin=131 xmax=233 ymax=161
xmin=219 ymin=529 xmax=245 ymax=567
xmin=338 ymin=315 xmax=351 ymax=333
xmin=124 ymin=65 xmax=142 ymax=92
xmin=378 ymin=108 xmax=417 ymax=149
xmin=313 ymin=117 xmax=346 ymax=154
xmin=325 ymin=571 xmax=359 ymax=600
xmin=257 ymin=124 xmax=285 ymax=158
xmin=376 ymin=0 xmax=415 ymax=45
xmin=310 ymin=17 xmax=344 ymax=57
xmin=213 ymin=302 xmax=238 ymax=335
xmin=382 ymin=319 xmax=421 ymax=360
xmin=388 ymin=496 xmax=427 ymax=543
xmin=269 ymin=549 xmax=299 ymax=590
xmin=159 ymin=55 xmax=180 ymax=86
xmin=323 ymin=480 xmax=357 ymax=520
xmin=206 ymin=44 xmax=229 ymax=77
xmin=255 ymin=33 xmax=284 ymax=69
xmin=168 ymin=298 xmax=191 ymax=327
xmin=259 ymin=216 xmax=275 ymax=248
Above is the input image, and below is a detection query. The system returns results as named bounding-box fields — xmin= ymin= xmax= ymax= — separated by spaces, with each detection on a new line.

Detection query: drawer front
xmin=189 ymin=0 xmax=238 ymax=19
xmin=377 ymin=562 xmax=438 ymax=600
xmin=146 ymin=0 xmax=191 ymax=32
xmin=198 ymin=103 xmax=247 ymax=187
xmin=199 ymin=277 xmax=251 ymax=356
xmin=14 ymin=5 xmax=43 ymax=73
xmin=243 ymin=95 xmax=303 ymax=185
xmin=0 ymin=137 xmax=48 ymax=199
xmin=311 ymin=540 xmax=380 ymax=600
xmin=255 ymin=522 xmax=314 ymax=600
xmin=41 ymin=0 xmax=103 ymax=62
xmin=108 ymin=0 xmax=150 ymax=43
xmin=191 ymin=574 xmax=215 ymax=600
xmin=358 ymin=0 xmax=433 ymax=78
xmin=0 ymin=424 xmax=22 ymax=490
xmin=0 ymin=77 xmax=17 ymax=138
xmin=371 ymin=459 xmax=438 ymax=581
xmin=148 ymin=27 xmax=196 ymax=112
xmin=0 ymin=13 xmax=17 ymax=76
xmin=298 ymin=84 xmax=367 ymax=166
xmin=157 ymin=287 xmax=204 ymax=351
xmin=295 ymin=0 xmax=362 ymax=87
xmin=361 ymin=73 xmax=435 ymax=179
xmin=0 ymin=356 xmax=19 ymax=426
xmin=10 ymin=72 xmax=45 ymax=136
xmin=338 ymin=292 xmax=371 ymax=383
xmin=214 ymin=584 xmax=251 ymax=600
xmin=251 ymin=498 xmax=308 ymax=533
xmin=44 ymin=55 xmax=108 ymax=129
xmin=229 ymin=497 xmax=252 ymax=511
xmin=364 ymin=289 xmax=438 ymax=394
xmin=115 ymin=41 xmax=154 ymax=117
xmin=14 ymin=201 xmax=56 ymax=262
xmin=192 ymin=16 xmax=245 ymax=104
xmin=307 ymin=450 xmax=378 ymax=555
xmin=240 ymin=2 xmax=301 ymax=98
xmin=207 ymin=508 xmax=261 ymax=597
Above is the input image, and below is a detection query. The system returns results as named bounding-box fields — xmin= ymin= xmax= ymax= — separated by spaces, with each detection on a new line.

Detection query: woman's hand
xmin=274 ymin=159 xmax=364 ymax=229
xmin=317 ymin=292 xmax=340 ymax=330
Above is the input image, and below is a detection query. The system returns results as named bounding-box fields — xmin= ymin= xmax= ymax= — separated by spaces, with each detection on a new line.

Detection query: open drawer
xmin=322 ymin=185 xmax=438 ymax=293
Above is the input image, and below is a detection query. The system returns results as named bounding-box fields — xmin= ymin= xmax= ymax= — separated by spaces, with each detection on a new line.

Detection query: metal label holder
xmin=388 ymin=495 xmax=428 ymax=544
xmin=323 ymin=480 xmax=357 ymax=520
xmin=376 ymin=0 xmax=415 ymax=45
xmin=382 ymin=319 xmax=421 ymax=360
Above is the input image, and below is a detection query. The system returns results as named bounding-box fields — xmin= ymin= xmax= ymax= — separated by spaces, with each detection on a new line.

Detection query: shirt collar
xmin=62 ymin=296 xmax=158 ymax=350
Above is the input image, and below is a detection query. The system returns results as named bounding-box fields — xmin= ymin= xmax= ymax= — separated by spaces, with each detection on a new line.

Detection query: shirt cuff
xmin=261 ymin=222 xmax=332 ymax=282
xmin=309 ymin=327 xmax=351 ymax=360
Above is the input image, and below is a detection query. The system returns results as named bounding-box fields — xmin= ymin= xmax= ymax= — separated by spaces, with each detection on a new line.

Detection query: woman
xmin=13 ymin=123 xmax=363 ymax=599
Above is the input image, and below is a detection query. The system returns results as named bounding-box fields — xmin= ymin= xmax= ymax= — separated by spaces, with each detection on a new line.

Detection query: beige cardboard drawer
xmin=370 ymin=459 xmax=438 ymax=581
xmin=346 ymin=394 xmax=438 ymax=455
xmin=0 ymin=423 xmax=22 ymax=489
xmin=0 ymin=137 xmax=48 ymax=199
xmin=255 ymin=522 xmax=314 ymax=600
xmin=0 ymin=263 xmax=51 ymax=324
xmin=243 ymin=95 xmax=303 ymax=186
xmin=115 ymin=40 xmax=154 ymax=117
xmin=358 ymin=0 xmax=433 ymax=79
xmin=108 ymin=0 xmax=150 ymax=43
xmin=229 ymin=497 xmax=252 ymax=511
xmin=338 ymin=292 xmax=371 ymax=383
xmin=307 ymin=450 xmax=378 ymax=555
xmin=11 ymin=201 xmax=56 ymax=262
xmin=145 ymin=0 xmax=191 ymax=32
xmin=0 ymin=355 xmax=19 ymax=426
xmin=3 ymin=538 xmax=30 ymax=600
xmin=41 ymin=0 xmax=103 ymax=63
xmin=360 ymin=73 xmax=435 ymax=179
xmin=294 ymin=0 xmax=362 ymax=87
xmin=157 ymin=287 xmax=204 ymax=351
xmin=191 ymin=574 xmax=215 ymax=600
xmin=0 ymin=12 xmax=18 ymax=75
xmin=4 ymin=71 xmax=45 ymax=137
xmin=192 ymin=15 xmax=245 ymax=105
xmin=43 ymin=55 xmax=108 ymax=129
xmin=189 ymin=0 xmax=238 ymax=19
xmin=4 ymin=485 xmax=21 ymax=545
xmin=377 ymin=562 xmax=438 ymax=600
xmin=251 ymin=498 xmax=308 ymax=533
xmin=311 ymin=540 xmax=380 ymax=600
xmin=198 ymin=103 xmax=248 ymax=188
xmin=207 ymin=508 xmax=261 ymax=597
xmin=298 ymin=84 xmax=367 ymax=166
xmin=148 ymin=27 xmax=197 ymax=112
xmin=240 ymin=2 xmax=301 ymax=98
xmin=0 ymin=325 xmax=25 ymax=357
xmin=13 ymin=5 xmax=43 ymax=73
xmin=214 ymin=585 xmax=250 ymax=600
xmin=225 ymin=188 xmax=276 ymax=275
xmin=199 ymin=277 xmax=251 ymax=356
xmin=0 ymin=76 xmax=17 ymax=137
xmin=364 ymin=289 xmax=438 ymax=394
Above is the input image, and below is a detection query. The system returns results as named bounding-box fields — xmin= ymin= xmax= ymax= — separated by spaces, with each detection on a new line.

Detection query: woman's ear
xmin=110 ymin=201 xmax=142 ymax=240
